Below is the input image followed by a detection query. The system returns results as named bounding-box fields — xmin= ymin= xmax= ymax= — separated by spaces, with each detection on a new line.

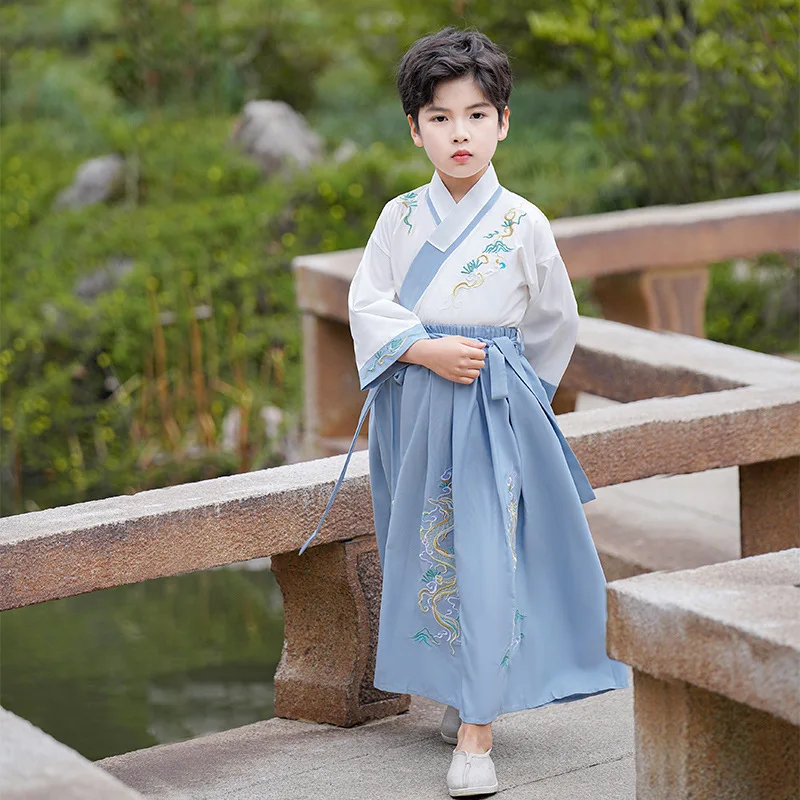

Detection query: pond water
xmin=0 ymin=560 xmax=284 ymax=761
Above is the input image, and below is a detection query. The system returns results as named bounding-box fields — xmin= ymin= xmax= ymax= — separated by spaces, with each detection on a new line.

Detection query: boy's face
xmin=407 ymin=75 xmax=509 ymax=185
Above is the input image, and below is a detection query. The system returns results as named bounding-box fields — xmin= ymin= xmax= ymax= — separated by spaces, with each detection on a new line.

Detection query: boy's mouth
xmin=452 ymin=150 xmax=472 ymax=163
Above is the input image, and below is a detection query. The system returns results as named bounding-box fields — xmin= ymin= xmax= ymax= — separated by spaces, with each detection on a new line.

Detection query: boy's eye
xmin=471 ymin=112 xmax=486 ymax=119
xmin=432 ymin=115 xmax=446 ymax=123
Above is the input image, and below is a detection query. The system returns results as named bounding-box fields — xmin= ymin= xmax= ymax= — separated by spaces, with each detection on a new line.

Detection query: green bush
xmin=529 ymin=0 xmax=799 ymax=207
xmin=105 ymin=0 xmax=336 ymax=114
xmin=0 ymin=46 xmax=123 ymax=135
xmin=0 ymin=0 xmax=117 ymax=49
xmin=1 ymin=0 xmax=339 ymax=119
xmin=706 ymin=257 xmax=799 ymax=354
xmin=0 ymin=121 xmax=430 ymax=513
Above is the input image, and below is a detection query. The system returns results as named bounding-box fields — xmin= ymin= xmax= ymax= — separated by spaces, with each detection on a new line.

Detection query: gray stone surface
xmin=575 ymin=316 xmax=800 ymax=389
xmin=607 ymin=550 xmax=800 ymax=725
xmin=587 ymin=469 xmax=740 ymax=580
xmin=99 ymin=685 xmax=634 ymax=799
xmin=499 ymin=756 xmax=634 ymax=799
xmin=0 ymin=452 xmax=376 ymax=609
xmin=0 ymin=707 xmax=142 ymax=799
xmin=0 ymin=454 xmax=368 ymax=546
xmin=578 ymin=393 xmax=739 ymax=579
xmin=630 ymin=669 xmax=798 ymax=800
xmin=561 ymin=383 xmax=800 ymax=480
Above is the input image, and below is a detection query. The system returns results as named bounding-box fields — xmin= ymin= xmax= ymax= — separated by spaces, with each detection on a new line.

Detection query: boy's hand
xmin=400 ymin=336 xmax=487 ymax=384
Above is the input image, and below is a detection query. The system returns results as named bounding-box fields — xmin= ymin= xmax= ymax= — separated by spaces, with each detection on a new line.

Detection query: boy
xmin=301 ymin=27 xmax=629 ymax=798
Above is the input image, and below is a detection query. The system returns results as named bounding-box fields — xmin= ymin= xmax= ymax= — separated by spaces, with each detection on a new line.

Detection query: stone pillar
xmin=632 ymin=670 xmax=799 ymax=800
xmin=551 ymin=385 xmax=578 ymax=415
xmin=301 ymin=313 xmax=365 ymax=458
xmin=270 ymin=536 xmax=410 ymax=726
xmin=592 ymin=266 xmax=710 ymax=337
xmin=739 ymin=456 xmax=800 ymax=557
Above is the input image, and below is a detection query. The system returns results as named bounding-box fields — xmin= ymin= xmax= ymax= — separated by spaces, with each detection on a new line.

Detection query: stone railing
xmin=607 ymin=548 xmax=800 ymax=799
xmin=293 ymin=190 xmax=800 ymax=454
xmin=2 ymin=318 xmax=799 ymax=733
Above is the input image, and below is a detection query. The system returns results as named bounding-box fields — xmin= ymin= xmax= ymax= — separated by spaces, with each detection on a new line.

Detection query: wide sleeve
xmin=349 ymin=201 xmax=430 ymax=391
xmin=518 ymin=210 xmax=579 ymax=402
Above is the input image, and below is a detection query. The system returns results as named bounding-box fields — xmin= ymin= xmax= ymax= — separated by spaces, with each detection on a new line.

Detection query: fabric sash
xmin=298 ymin=383 xmax=379 ymax=554
xmin=298 ymin=328 xmax=594 ymax=555
xmin=490 ymin=336 xmax=595 ymax=504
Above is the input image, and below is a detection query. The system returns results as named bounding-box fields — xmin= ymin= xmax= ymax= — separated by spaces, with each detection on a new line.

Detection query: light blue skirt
xmin=368 ymin=323 xmax=629 ymax=724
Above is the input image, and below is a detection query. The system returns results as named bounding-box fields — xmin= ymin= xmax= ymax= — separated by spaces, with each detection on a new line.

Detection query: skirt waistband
xmin=423 ymin=324 xmax=523 ymax=352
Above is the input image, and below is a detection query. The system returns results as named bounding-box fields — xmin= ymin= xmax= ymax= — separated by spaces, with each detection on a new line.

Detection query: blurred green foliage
xmin=1 ymin=114 xmax=430 ymax=511
xmin=1 ymin=0 xmax=798 ymax=515
xmin=706 ymin=256 xmax=800 ymax=355
xmin=528 ymin=0 xmax=799 ymax=207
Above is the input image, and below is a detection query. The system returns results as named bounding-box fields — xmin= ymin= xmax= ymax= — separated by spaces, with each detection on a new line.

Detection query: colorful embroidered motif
xmin=451 ymin=207 xmax=527 ymax=299
xmin=412 ymin=467 xmax=461 ymax=655
xmin=399 ymin=191 xmax=419 ymax=232
xmin=411 ymin=627 xmax=439 ymax=647
xmin=363 ymin=334 xmax=409 ymax=376
xmin=500 ymin=610 xmax=526 ymax=667
xmin=505 ymin=470 xmax=520 ymax=569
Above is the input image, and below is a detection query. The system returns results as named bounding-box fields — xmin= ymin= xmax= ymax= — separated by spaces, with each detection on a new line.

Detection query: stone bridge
xmin=1 ymin=191 xmax=798 ymax=799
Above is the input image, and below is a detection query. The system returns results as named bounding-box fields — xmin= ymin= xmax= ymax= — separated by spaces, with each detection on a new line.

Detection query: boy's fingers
xmin=459 ymin=337 xmax=487 ymax=348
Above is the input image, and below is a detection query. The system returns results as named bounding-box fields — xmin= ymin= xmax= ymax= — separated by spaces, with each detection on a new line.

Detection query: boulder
xmin=230 ymin=100 xmax=323 ymax=176
xmin=54 ymin=155 xmax=125 ymax=209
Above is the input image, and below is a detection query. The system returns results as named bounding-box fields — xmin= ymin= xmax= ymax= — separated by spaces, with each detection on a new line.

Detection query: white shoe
xmin=446 ymin=747 xmax=499 ymax=797
xmin=441 ymin=705 xmax=462 ymax=744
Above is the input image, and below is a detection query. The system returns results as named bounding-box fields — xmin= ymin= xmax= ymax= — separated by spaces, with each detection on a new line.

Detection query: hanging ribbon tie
xmin=486 ymin=338 xmax=513 ymax=400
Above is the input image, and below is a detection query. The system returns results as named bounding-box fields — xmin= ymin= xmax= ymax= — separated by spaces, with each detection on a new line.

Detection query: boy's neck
xmin=435 ymin=164 xmax=490 ymax=204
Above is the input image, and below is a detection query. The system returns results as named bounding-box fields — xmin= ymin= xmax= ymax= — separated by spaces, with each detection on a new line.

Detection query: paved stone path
xmin=100 ymin=684 xmax=636 ymax=799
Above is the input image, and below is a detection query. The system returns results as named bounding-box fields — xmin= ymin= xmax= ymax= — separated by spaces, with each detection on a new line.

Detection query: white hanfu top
xmin=348 ymin=162 xmax=578 ymax=399
xmin=297 ymin=163 xmax=585 ymax=555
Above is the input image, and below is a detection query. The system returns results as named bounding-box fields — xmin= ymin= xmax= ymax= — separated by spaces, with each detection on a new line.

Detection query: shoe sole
xmin=441 ymin=731 xmax=459 ymax=744
xmin=448 ymin=784 xmax=499 ymax=797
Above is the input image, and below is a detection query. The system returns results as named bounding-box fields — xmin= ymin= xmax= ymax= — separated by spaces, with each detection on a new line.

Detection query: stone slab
xmin=587 ymin=467 xmax=740 ymax=580
xmin=99 ymin=682 xmax=634 ymax=800
xmin=632 ymin=669 xmax=799 ymax=800
xmin=0 ymin=707 xmax=142 ymax=800
xmin=607 ymin=550 xmax=800 ymax=725
xmin=574 ymin=317 xmax=800 ymax=391
xmin=499 ymin=755 xmax=635 ymax=799
xmin=576 ymin=394 xmax=739 ymax=579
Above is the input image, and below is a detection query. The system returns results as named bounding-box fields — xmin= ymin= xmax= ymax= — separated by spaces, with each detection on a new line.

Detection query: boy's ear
xmin=407 ymin=114 xmax=424 ymax=147
xmin=497 ymin=106 xmax=510 ymax=142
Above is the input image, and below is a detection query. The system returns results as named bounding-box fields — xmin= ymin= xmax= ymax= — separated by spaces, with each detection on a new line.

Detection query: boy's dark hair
xmin=396 ymin=27 xmax=513 ymax=129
